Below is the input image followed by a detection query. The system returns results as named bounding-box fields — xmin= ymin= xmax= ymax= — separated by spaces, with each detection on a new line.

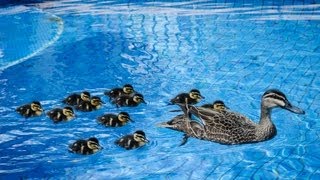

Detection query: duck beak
xmin=142 ymin=100 xmax=147 ymax=104
xmin=129 ymin=118 xmax=135 ymax=123
xmin=144 ymin=138 xmax=149 ymax=143
xmin=283 ymin=101 xmax=305 ymax=114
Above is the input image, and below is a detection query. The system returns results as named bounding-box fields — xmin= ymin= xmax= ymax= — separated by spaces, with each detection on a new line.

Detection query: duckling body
xmin=69 ymin=137 xmax=102 ymax=155
xmin=105 ymin=84 xmax=135 ymax=100
xmin=47 ymin=107 xmax=75 ymax=123
xmin=115 ymin=130 xmax=148 ymax=150
xmin=16 ymin=101 xmax=43 ymax=118
xmin=113 ymin=93 xmax=146 ymax=107
xmin=98 ymin=112 xmax=131 ymax=127
xmin=63 ymin=91 xmax=90 ymax=106
xmin=170 ymin=89 xmax=204 ymax=105
xmin=76 ymin=96 xmax=104 ymax=112
xmin=160 ymin=89 xmax=305 ymax=145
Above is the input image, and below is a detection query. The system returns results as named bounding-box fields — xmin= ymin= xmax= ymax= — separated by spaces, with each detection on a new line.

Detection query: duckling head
xmin=123 ymin=84 xmax=134 ymax=94
xmin=189 ymin=89 xmax=205 ymax=102
xmin=133 ymin=94 xmax=146 ymax=104
xmin=133 ymin=130 xmax=149 ymax=144
xmin=213 ymin=100 xmax=228 ymax=111
xmin=91 ymin=96 xmax=104 ymax=108
xmin=87 ymin=137 xmax=102 ymax=152
xmin=81 ymin=91 xmax=91 ymax=102
xmin=118 ymin=112 xmax=131 ymax=122
xmin=262 ymin=89 xmax=305 ymax=114
xmin=31 ymin=101 xmax=43 ymax=115
xmin=62 ymin=107 xmax=75 ymax=119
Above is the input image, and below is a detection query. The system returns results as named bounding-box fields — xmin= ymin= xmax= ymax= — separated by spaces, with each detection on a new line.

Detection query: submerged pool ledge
xmin=0 ymin=6 xmax=64 ymax=71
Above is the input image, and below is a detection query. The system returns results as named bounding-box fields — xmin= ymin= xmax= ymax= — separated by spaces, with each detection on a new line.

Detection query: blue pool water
xmin=1 ymin=0 xmax=320 ymax=179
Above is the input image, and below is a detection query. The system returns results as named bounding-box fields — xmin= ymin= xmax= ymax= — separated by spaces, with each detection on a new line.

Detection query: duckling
xmin=112 ymin=93 xmax=146 ymax=107
xmin=76 ymin=96 xmax=104 ymax=112
xmin=201 ymin=100 xmax=228 ymax=111
xmin=68 ymin=137 xmax=102 ymax=155
xmin=63 ymin=91 xmax=90 ymax=106
xmin=16 ymin=101 xmax=43 ymax=118
xmin=170 ymin=89 xmax=204 ymax=105
xmin=162 ymin=89 xmax=305 ymax=145
xmin=97 ymin=112 xmax=132 ymax=127
xmin=104 ymin=84 xmax=135 ymax=100
xmin=115 ymin=130 xmax=148 ymax=150
xmin=46 ymin=106 xmax=75 ymax=123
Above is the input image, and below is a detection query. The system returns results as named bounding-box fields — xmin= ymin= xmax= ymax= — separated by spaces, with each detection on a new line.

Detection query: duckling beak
xmin=142 ymin=100 xmax=147 ymax=104
xmin=144 ymin=138 xmax=150 ymax=143
xmin=283 ymin=101 xmax=305 ymax=114
xmin=129 ymin=118 xmax=135 ymax=123
xmin=200 ymin=95 xmax=205 ymax=99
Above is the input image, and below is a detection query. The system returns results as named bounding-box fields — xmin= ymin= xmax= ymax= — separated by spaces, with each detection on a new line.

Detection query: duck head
xmin=189 ymin=89 xmax=205 ymax=102
xmin=262 ymin=89 xmax=305 ymax=114
xmin=80 ymin=91 xmax=91 ymax=102
xmin=123 ymin=84 xmax=134 ymax=94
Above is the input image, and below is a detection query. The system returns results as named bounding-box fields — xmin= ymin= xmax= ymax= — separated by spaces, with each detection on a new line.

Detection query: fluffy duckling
xmin=76 ymin=96 xmax=104 ymax=112
xmin=104 ymin=84 xmax=135 ymax=100
xmin=63 ymin=91 xmax=90 ymax=106
xmin=97 ymin=112 xmax=132 ymax=127
xmin=115 ymin=130 xmax=148 ymax=150
xmin=69 ymin=137 xmax=102 ymax=155
xmin=16 ymin=101 xmax=43 ymax=118
xmin=201 ymin=100 xmax=228 ymax=111
xmin=112 ymin=93 xmax=146 ymax=107
xmin=46 ymin=106 xmax=75 ymax=123
xmin=170 ymin=89 xmax=204 ymax=105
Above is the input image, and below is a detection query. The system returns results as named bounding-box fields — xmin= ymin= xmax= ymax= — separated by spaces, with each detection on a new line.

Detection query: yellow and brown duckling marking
xmin=62 ymin=91 xmax=90 ymax=106
xmin=97 ymin=112 xmax=132 ymax=127
xmin=112 ymin=93 xmax=146 ymax=107
xmin=16 ymin=101 xmax=43 ymax=118
xmin=47 ymin=106 xmax=75 ymax=123
xmin=201 ymin=100 xmax=228 ymax=112
xmin=170 ymin=89 xmax=204 ymax=105
xmin=104 ymin=84 xmax=135 ymax=100
xmin=115 ymin=130 xmax=148 ymax=150
xmin=76 ymin=96 xmax=104 ymax=112
xmin=68 ymin=137 xmax=102 ymax=155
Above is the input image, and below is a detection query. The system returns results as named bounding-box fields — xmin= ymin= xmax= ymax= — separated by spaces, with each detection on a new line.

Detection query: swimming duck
xmin=115 ymin=130 xmax=148 ymax=150
xmin=68 ymin=137 xmax=102 ymax=155
xmin=104 ymin=84 xmax=135 ymax=100
xmin=63 ymin=91 xmax=90 ymax=106
xmin=16 ymin=101 xmax=43 ymax=118
xmin=170 ymin=89 xmax=204 ymax=105
xmin=97 ymin=112 xmax=132 ymax=127
xmin=112 ymin=93 xmax=146 ymax=107
xmin=201 ymin=100 xmax=228 ymax=111
xmin=46 ymin=106 xmax=75 ymax=123
xmin=76 ymin=96 xmax=104 ymax=112
xmin=159 ymin=89 xmax=305 ymax=145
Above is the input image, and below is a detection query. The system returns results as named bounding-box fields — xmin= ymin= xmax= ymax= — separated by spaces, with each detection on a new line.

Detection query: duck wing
xmin=181 ymin=104 xmax=258 ymax=144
